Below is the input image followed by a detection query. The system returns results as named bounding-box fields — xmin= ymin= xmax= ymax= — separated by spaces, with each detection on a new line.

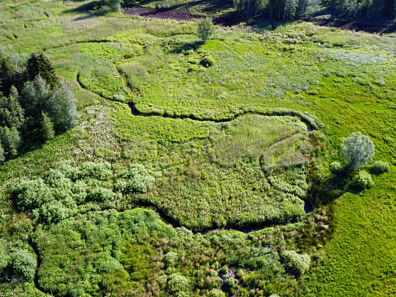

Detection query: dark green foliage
xmin=0 ymin=143 xmax=4 ymax=163
xmin=87 ymin=187 xmax=121 ymax=202
xmin=0 ymin=87 xmax=24 ymax=130
xmin=0 ymin=126 xmax=21 ymax=158
xmin=280 ymin=250 xmax=310 ymax=277
xmin=40 ymin=112 xmax=55 ymax=141
xmin=0 ymin=52 xmax=77 ymax=162
xmin=107 ymin=0 xmax=121 ymax=12
xmin=26 ymin=53 xmax=58 ymax=88
xmin=6 ymin=250 xmax=37 ymax=282
xmin=197 ymin=18 xmax=214 ymax=42
xmin=350 ymin=171 xmax=374 ymax=191
xmin=367 ymin=161 xmax=389 ymax=175
xmin=21 ymin=76 xmax=79 ymax=133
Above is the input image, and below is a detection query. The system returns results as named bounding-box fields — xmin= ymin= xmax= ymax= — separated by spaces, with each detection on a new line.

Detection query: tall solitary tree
xmin=341 ymin=132 xmax=375 ymax=171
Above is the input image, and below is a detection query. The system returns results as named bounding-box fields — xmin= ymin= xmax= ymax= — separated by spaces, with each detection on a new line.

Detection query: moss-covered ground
xmin=0 ymin=0 xmax=395 ymax=296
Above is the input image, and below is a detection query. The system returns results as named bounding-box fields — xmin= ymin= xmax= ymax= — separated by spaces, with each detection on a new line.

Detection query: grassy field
xmin=0 ymin=0 xmax=395 ymax=296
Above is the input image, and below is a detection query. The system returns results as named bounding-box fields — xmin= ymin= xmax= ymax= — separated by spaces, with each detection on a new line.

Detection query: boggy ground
xmin=0 ymin=0 xmax=395 ymax=297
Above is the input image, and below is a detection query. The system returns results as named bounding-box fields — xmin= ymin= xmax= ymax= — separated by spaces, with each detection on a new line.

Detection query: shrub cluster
xmin=11 ymin=160 xmax=154 ymax=224
xmin=197 ymin=18 xmax=214 ymax=42
xmin=0 ymin=52 xmax=78 ymax=161
xmin=280 ymin=250 xmax=311 ymax=277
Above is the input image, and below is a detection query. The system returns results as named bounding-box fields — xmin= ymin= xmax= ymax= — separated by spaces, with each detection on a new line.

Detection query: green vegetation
xmin=0 ymin=0 xmax=394 ymax=297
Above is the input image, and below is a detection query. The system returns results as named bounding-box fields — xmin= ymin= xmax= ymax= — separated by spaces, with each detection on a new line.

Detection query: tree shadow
xmin=169 ymin=40 xmax=204 ymax=53
xmin=63 ymin=0 xmax=113 ymax=21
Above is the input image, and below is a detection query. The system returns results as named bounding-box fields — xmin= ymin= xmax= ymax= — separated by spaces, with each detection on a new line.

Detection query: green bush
xmin=37 ymin=200 xmax=72 ymax=224
xmin=197 ymin=18 xmax=214 ymax=42
xmin=87 ymin=187 xmax=120 ymax=202
xmin=329 ymin=161 xmax=344 ymax=174
xmin=350 ymin=171 xmax=374 ymax=191
xmin=280 ymin=250 xmax=311 ymax=277
xmin=209 ymin=289 xmax=226 ymax=297
xmin=367 ymin=161 xmax=389 ymax=175
xmin=167 ymin=273 xmax=190 ymax=294
xmin=164 ymin=252 xmax=179 ymax=268
xmin=55 ymin=160 xmax=81 ymax=180
xmin=80 ymin=161 xmax=112 ymax=180
xmin=115 ymin=164 xmax=155 ymax=193
xmin=12 ymin=178 xmax=52 ymax=211
xmin=7 ymin=250 xmax=37 ymax=282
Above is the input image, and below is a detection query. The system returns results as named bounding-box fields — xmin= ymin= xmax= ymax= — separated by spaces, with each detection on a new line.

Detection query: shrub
xmin=55 ymin=160 xmax=81 ymax=180
xmin=167 ymin=273 xmax=190 ymax=294
xmin=87 ymin=187 xmax=120 ymax=202
xmin=115 ymin=164 xmax=155 ymax=193
xmin=341 ymin=132 xmax=374 ymax=171
xmin=164 ymin=252 xmax=178 ymax=268
xmin=12 ymin=178 xmax=52 ymax=211
xmin=197 ymin=18 xmax=214 ymax=42
xmin=81 ymin=161 xmax=112 ymax=180
xmin=37 ymin=200 xmax=72 ymax=224
xmin=280 ymin=250 xmax=311 ymax=277
xmin=209 ymin=289 xmax=226 ymax=297
xmin=156 ymin=0 xmax=174 ymax=10
xmin=200 ymin=56 xmax=215 ymax=68
xmin=368 ymin=161 xmax=389 ymax=175
xmin=350 ymin=171 xmax=374 ymax=191
xmin=329 ymin=161 xmax=344 ymax=174
xmin=7 ymin=250 xmax=37 ymax=282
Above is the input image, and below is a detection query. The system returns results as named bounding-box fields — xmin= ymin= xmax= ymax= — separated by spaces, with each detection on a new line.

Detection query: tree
xmin=21 ymin=76 xmax=78 ymax=133
xmin=40 ymin=112 xmax=55 ymax=141
xmin=0 ymin=126 xmax=21 ymax=158
xmin=341 ymin=132 xmax=374 ymax=171
xmin=197 ymin=18 xmax=214 ymax=42
xmin=107 ymin=0 xmax=122 ymax=12
xmin=0 ymin=86 xmax=24 ymax=130
xmin=25 ymin=53 xmax=58 ymax=88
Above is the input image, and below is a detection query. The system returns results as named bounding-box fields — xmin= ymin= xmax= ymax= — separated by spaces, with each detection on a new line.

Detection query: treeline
xmin=0 ymin=52 xmax=78 ymax=162
xmin=233 ymin=0 xmax=396 ymax=21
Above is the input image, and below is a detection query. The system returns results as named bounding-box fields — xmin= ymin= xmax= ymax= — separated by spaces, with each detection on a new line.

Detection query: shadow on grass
xmin=169 ymin=40 xmax=204 ymax=53
xmin=63 ymin=0 xmax=113 ymax=21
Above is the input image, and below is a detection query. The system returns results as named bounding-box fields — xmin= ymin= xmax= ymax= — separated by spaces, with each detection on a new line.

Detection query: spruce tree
xmin=40 ymin=112 xmax=55 ymax=141
xmin=26 ymin=53 xmax=58 ymax=88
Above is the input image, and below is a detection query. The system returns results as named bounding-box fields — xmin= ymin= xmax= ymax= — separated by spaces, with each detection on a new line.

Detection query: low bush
xmin=367 ymin=161 xmax=389 ymax=175
xmin=115 ymin=164 xmax=155 ymax=194
xmin=329 ymin=161 xmax=344 ymax=174
xmin=80 ymin=161 xmax=113 ymax=180
xmin=164 ymin=252 xmax=179 ymax=268
xmin=7 ymin=250 xmax=37 ymax=282
xmin=280 ymin=250 xmax=311 ymax=277
xmin=350 ymin=171 xmax=374 ymax=191
xmin=12 ymin=178 xmax=52 ymax=211
xmin=167 ymin=273 xmax=190 ymax=295
xmin=87 ymin=187 xmax=121 ymax=202
xmin=200 ymin=56 xmax=216 ymax=68
xmin=209 ymin=289 xmax=226 ymax=297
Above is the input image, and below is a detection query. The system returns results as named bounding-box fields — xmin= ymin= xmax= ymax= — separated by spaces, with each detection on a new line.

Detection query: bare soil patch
xmin=308 ymin=17 xmax=396 ymax=34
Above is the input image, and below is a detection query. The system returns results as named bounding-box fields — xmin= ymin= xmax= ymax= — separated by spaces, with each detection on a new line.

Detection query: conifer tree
xmin=26 ymin=53 xmax=58 ymax=88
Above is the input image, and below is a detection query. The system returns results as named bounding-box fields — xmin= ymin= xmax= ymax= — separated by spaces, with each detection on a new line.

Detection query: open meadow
xmin=0 ymin=0 xmax=395 ymax=296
